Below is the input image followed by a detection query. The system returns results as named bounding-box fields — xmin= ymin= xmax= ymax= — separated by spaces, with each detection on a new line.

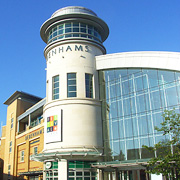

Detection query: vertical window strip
xmin=67 ymin=73 xmax=77 ymax=97
xmin=52 ymin=75 xmax=59 ymax=100
xmin=21 ymin=150 xmax=24 ymax=162
xmin=8 ymin=165 xmax=11 ymax=176
xmin=34 ymin=147 xmax=38 ymax=154
xmin=85 ymin=73 xmax=93 ymax=98
xmin=9 ymin=141 xmax=12 ymax=153
xmin=11 ymin=118 xmax=13 ymax=129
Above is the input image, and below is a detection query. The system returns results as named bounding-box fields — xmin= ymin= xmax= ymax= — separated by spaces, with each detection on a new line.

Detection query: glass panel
xmin=65 ymin=28 xmax=71 ymax=33
xmin=84 ymin=177 xmax=90 ymax=180
xmin=158 ymin=70 xmax=175 ymax=85
xmin=110 ymin=121 xmax=119 ymax=140
xmin=142 ymin=69 xmax=158 ymax=89
xmin=65 ymin=23 xmax=71 ymax=28
xmin=73 ymin=22 xmax=79 ymax=27
xmin=124 ymin=118 xmax=133 ymax=138
xmin=76 ymin=172 xmax=82 ymax=176
xmin=80 ymin=23 xmax=86 ymax=28
xmin=58 ymin=29 xmax=64 ymax=34
xmin=73 ymin=28 xmax=79 ymax=32
xmin=160 ymin=82 xmax=178 ymax=108
xmin=84 ymin=172 xmax=90 ymax=176
xmin=58 ymin=24 xmax=64 ymax=29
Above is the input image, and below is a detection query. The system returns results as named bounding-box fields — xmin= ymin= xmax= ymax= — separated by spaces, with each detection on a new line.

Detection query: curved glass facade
xmin=47 ymin=22 xmax=102 ymax=44
xmin=99 ymin=68 xmax=180 ymax=161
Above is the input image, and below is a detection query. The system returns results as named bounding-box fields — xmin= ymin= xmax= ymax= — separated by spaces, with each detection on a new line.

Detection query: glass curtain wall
xmin=99 ymin=68 xmax=180 ymax=161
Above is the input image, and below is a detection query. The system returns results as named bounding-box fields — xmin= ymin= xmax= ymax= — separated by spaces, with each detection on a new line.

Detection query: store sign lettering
xmin=25 ymin=129 xmax=44 ymax=140
xmin=47 ymin=44 xmax=90 ymax=59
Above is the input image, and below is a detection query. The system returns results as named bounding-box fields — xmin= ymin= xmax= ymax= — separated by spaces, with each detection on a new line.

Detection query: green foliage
xmin=144 ymin=109 xmax=180 ymax=179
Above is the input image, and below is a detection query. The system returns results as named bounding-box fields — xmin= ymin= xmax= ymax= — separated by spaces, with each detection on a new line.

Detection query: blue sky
xmin=0 ymin=0 xmax=179 ymax=131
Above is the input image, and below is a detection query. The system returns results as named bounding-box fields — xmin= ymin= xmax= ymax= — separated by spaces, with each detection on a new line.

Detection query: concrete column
xmin=127 ymin=171 xmax=129 ymax=180
xmin=58 ymin=159 xmax=67 ymax=180
xmin=104 ymin=171 xmax=109 ymax=180
xmin=137 ymin=170 xmax=140 ymax=180
xmin=98 ymin=169 xmax=104 ymax=180
xmin=43 ymin=163 xmax=46 ymax=180
xmin=122 ymin=171 xmax=125 ymax=180
xmin=115 ymin=170 xmax=119 ymax=180
xmin=28 ymin=114 xmax=31 ymax=126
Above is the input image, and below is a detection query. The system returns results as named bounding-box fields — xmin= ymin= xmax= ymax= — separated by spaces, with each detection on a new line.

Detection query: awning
xmin=91 ymin=159 xmax=150 ymax=171
xmin=31 ymin=151 xmax=103 ymax=162
xmin=19 ymin=170 xmax=43 ymax=176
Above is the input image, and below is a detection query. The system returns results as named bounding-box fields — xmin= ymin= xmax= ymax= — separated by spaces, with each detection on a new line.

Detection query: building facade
xmin=0 ymin=91 xmax=45 ymax=180
xmin=1 ymin=6 xmax=180 ymax=180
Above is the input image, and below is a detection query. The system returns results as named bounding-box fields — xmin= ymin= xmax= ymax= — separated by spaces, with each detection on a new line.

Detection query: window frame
xmin=9 ymin=141 xmax=12 ymax=153
xmin=52 ymin=75 xmax=59 ymax=100
xmin=20 ymin=150 xmax=24 ymax=162
xmin=85 ymin=73 xmax=93 ymax=98
xmin=34 ymin=146 xmax=38 ymax=155
xmin=67 ymin=73 xmax=77 ymax=97
xmin=11 ymin=118 xmax=13 ymax=129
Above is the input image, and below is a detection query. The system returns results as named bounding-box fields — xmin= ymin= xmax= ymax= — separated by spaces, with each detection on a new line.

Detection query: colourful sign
xmin=44 ymin=110 xmax=62 ymax=144
xmin=47 ymin=115 xmax=58 ymax=133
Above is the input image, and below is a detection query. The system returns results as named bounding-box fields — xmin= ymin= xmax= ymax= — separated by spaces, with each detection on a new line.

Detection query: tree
xmin=144 ymin=109 xmax=180 ymax=179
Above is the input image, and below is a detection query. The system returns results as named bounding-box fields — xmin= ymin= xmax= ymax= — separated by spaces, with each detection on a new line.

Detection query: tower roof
xmin=40 ymin=6 xmax=109 ymax=44
xmin=51 ymin=6 xmax=97 ymax=18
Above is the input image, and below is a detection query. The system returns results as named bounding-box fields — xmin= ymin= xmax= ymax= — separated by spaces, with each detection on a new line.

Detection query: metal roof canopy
xmin=31 ymin=151 xmax=102 ymax=162
xmin=91 ymin=159 xmax=150 ymax=171
xmin=18 ymin=170 xmax=43 ymax=176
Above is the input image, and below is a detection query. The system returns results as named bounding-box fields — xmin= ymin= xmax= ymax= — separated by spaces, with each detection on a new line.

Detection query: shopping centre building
xmin=0 ymin=6 xmax=180 ymax=180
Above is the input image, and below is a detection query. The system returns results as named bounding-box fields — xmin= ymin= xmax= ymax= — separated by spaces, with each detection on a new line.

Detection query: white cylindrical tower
xmin=40 ymin=6 xmax=109 ymax=169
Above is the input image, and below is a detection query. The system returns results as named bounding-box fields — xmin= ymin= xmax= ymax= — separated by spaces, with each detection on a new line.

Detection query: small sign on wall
xmin=44 ymin=110 xmax=62 ymax=144
xmin=47 ymin=115 xmax=58 ymax=133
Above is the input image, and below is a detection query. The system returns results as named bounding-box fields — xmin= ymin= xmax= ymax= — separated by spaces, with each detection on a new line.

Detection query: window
xmin=34 ymin=147 xmax=38 ymax=154
xmin=8 ymin=165 xmax=11 ymax=176
xmin=67 ymin=73 xmax=77 ymax=97
xmin=20 ymin=150 xmax=24 ymax=162
xmin=9 ymin=141 xmax=12 ymax=153
xmin=30 ymin=115 xmax=43 ymax=127
xmin=52 ymin=75 xmax=59 ymax=100
xmin=45 ymin=161 xmax=58 ymax=180
xmin=68 ymin=161 xmax=97 ymax=180
xmin=47 ymin=22 xmax=102 ymax=44
xmin=11 ymin=118 xmax=13 ymax=129
xmin=85 ymin=74 xmax=93 ymax=98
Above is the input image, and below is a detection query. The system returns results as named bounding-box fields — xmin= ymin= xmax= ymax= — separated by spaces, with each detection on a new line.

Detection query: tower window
xmin=47 ymin=22 xmax=102 ymax=44
xmin=67 ymin=73 xmax=77 ymax=97
xmin=85 ymin=74 xmax=93 ymax=98
xmin=52 ymin=75 xmax=59 ymax=100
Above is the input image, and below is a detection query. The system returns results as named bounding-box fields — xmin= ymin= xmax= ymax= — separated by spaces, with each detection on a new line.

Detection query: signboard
xmin=45 ymin=162 xmax=52 ymax=169
xmin=44 ymin=110 xmax=62 ymax=144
